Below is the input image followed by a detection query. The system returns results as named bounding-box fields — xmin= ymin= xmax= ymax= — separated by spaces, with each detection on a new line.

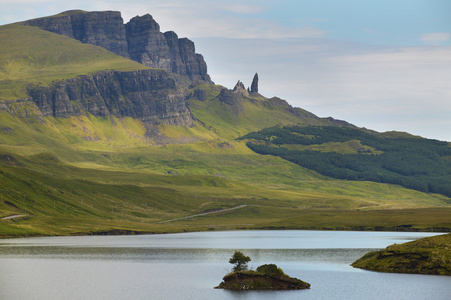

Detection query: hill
xmin=352 ymin=233 xmax=451 ymax=275
xmin=0 ymin=10 xmax=450 ymax=237
xmin=240 ymin=125 xmax=451 ymax=197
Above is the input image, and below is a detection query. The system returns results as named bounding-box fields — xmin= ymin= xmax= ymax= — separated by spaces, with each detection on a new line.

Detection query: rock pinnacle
xmin=250 ymin=73 xmax=258 ymax=93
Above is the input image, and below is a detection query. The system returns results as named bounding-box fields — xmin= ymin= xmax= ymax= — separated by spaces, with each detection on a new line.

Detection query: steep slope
xmin=0 ymin=23 xmax=194 ymax=126
xmin=24 ymin=10 xmax=211 ymax=82
xmin=186 ymin=80 xmax=351 ymax=140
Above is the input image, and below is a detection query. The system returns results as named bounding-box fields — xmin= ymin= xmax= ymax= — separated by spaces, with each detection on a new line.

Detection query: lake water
xmin=0 ymin=230 xmax=449 ymax=300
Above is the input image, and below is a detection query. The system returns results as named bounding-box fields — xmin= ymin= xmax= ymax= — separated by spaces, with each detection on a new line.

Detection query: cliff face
xmin=25 ymin=10 xmax=129 ymax=58
xmin=27 ymin=69 xmax=193 ymax=126
xmin=25 ymin=10 xmax=211 ymax=82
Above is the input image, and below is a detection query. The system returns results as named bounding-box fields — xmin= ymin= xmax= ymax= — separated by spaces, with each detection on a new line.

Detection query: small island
xmin=215 ymin=251 xmax=310 ymax=290
xmin=352 ymin=233 xmax=451 ymax=276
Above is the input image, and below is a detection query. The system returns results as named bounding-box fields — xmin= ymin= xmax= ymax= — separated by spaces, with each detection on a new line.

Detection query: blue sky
xmin=1 ymin=0 xmax=450 ymax=141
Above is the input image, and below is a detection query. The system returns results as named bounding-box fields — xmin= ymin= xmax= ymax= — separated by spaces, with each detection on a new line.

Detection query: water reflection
xmin=0 ymin=245 xmax=373 ymax=266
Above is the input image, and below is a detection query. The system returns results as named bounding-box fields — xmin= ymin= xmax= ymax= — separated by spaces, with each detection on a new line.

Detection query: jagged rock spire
xmin=233 ymin=80 xmax=249 ymax=95
xmin=250 ymin=73 xmax=258 ymax=93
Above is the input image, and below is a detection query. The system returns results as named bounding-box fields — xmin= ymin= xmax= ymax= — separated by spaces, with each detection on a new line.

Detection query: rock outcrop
xmin=126 ymin=15 xmax=210 ymax=82
xmin=25 ymin=10 xmax=129 ymax=58
xmin=232 ymin=80 xmax=249 ymax=95
xmin=216 ymin=265 xmax=311 ymax=290
xmin=250 ymin=73 xmax=259 ymax=93
xmin=25 ymin=10 xmax=211 ymax=82
xmin=27 ymin=69 xmax=193 ymax=126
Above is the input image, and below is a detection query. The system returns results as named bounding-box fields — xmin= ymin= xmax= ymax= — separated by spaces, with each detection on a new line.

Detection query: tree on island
xmin=229 ymin=250 xmax=251 ymax=272
xmin=217 ymin=251 xmax=311 ymax=290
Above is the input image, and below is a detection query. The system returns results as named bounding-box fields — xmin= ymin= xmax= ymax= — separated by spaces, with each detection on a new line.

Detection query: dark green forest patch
xmin=240 ymin=126 xmax=451 ymax=197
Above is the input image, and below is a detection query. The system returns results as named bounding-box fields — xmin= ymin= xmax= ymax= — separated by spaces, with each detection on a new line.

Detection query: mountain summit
xmin=25 ymin=10 xmax=211 ymax=82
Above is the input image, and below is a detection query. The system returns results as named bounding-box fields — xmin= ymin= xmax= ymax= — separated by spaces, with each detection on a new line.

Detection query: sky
xmin=1 ymin=0 xmax=451 ymax=141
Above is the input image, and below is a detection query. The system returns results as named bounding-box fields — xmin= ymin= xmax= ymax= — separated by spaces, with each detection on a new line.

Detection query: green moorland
xmin=241 ymin=125 xmax=451 ymax=197
xmin=352 ymin=233 xmax=451 ymax=275
xmin=1 ymin=109 xmax=450 ymax=237
xmin=0 ymin=20 xmax=450 ymax=237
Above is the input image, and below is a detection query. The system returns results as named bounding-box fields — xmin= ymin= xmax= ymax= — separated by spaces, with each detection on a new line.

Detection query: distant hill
xmin=0 ymin=10 xmax=450 ymax=237
xmin=240 ymin=125 xmax=451 ymax=197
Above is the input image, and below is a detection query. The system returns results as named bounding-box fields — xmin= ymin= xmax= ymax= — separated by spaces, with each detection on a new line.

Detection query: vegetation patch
xmin=216 ymin=251 xmax=310 ymax=290
xmin=241 ymin=125 xmax=451 ymax=197
xmin=352 ymin=233 xmax=451 ymax=275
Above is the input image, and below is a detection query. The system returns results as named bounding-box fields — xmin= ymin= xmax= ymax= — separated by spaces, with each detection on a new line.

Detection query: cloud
xmin=420 ymin=32 xmax=450 ymax=45
xmin=218 ymin=3 xmax=267 ymax=15
xmin=116 ymin=2 xmax=325 ymax=39
xmin=196 ymin=37 xmax=451 ymax=140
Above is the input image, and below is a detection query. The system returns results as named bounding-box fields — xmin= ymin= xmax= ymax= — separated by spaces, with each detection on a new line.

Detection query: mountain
xmin=0 ymin=10 xmax=450 ymax=237
xmin=24 ymin=10 xmax=211 ymax=82
xmin=240 ymin=125 xmax=451 ymax=197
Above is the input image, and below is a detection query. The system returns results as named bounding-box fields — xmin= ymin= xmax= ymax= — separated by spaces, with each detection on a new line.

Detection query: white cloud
xmin=420 ymin=32 xmax=450 ymax=45
xmin=197 ymin=37 xmax=451 ymax=141
xmin=218 ymin=3 xmax=267 ymax=15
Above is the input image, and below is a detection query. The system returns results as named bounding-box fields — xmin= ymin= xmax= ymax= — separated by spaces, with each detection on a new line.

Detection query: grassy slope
xmin=0 ymin=21 xmax=450 ymax=237
xmin=1 ymin=111 xmax=450 ymax=236
xmin=352 ymin=233 xmax=451 ymax=275
xmin=0 ymin=23 xmax=150 ymax=100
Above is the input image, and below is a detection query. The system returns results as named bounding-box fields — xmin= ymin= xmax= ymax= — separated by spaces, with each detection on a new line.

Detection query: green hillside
xmin=352 ymin=233 xmax=451 ymax=275
xmin=241 ymin=125 xmax=451 ymax=197
xmin=0 ymin=23 xmax=150 ymax=100
xmin=0 ymin=16 xmax=450 ymax=237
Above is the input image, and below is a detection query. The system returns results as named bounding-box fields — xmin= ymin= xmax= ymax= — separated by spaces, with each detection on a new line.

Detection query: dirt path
xmin=1 ymin=214 xmax=26 ymax=220
xmin=158 ymin=205 xmax=247 ymax=224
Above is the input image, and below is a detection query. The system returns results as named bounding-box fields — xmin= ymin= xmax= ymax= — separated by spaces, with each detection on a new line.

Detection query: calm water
xmin=0 ymin=230 xmax=449 ymax=300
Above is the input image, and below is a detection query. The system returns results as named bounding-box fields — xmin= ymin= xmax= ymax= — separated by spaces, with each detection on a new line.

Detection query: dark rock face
xmin=27 ymin=70 xmax=193 ymax=126
xmin=250 ymin=73 xmax=259 ymax=93
xmin=126 ymin=15 xmax=210 ymax=82
xmin=218 ymin=88 xmax=240 ymax=106
xmin=125 ymin=14 xmax=170 ymax=70
xmin=193 ymin=89 xmax=206 ymax=101
xmin=25 ymin=10 xmax=129 ymax=58
xmin=25 ymin=10 xmax=211 ymax=82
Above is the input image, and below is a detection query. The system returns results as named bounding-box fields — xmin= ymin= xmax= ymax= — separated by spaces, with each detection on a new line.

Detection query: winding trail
xmin=158 ymin=205 xmax=247 ymax=224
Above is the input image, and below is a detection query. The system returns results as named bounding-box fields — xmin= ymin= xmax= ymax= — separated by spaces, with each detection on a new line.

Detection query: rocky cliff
xmin=126 ymin=15 xmax=210 ymax=82
xmin=26 ymin=69 xmax=193 ymax=126
xmin=25 ymin=10 xmax=129 ymax=58
xmin=25 ymin=10 xmax=211 ymax=82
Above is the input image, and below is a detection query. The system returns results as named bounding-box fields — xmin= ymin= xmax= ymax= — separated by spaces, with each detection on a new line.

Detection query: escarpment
xmin=126 ymin=15 xmax=210 ymax=82
xmin=25 ymin=10 xmax=211 ymax=82
xmin=25 ymin=10 xmax=129 ymax=58
xmin=27 ymin=69 xmax=194 ymax=126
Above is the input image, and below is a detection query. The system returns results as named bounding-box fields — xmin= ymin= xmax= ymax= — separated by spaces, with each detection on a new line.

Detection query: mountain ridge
xmin=0 ymin=10 xmax=450 ymax=237
xmin=24 ymin=10 xmax=211 ymax=82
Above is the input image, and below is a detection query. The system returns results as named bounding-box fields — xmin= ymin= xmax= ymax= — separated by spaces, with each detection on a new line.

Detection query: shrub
xmin=256 ymin=264 xmax=285 ymax=276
